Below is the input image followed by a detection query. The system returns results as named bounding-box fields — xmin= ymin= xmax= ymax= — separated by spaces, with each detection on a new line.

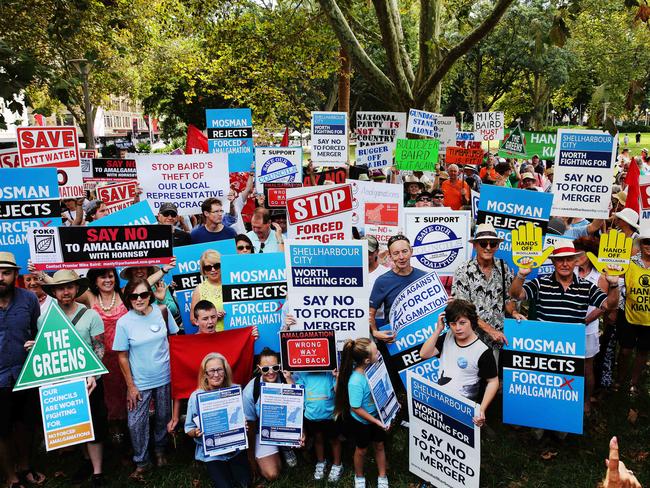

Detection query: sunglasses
xmin=128 ymin=291 xmax=151 ymax=301
xmin=203 ymin=264 xmax=221 ymax=272
xmin=259 ymin=364 xmax=281 ymax=374
xmin=433 ymin=195 xmax=444 ymax=199
xmin=478 ymin=240 xmax=500 ymax=249
xmin=237 ymin=245 xmax=253 ymax=251
xmin=641 ymin=239 xmax=650 ymax=246
xmin=418 ymin=197 xmax=431 ymax=202
xmin=161 ymin=210 xmax=177 ymax=217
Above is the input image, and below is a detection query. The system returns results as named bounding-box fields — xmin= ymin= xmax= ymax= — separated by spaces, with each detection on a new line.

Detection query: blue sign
xmin=221 ymin=253 xmax=287 ymax=354
xmin=502 ymin=319 xmax=585 ymax=434
xmin=0 ymin=168 xmax=61 ymax=269
xmin=170 ymin=240 xmax=236 ymax=333
xmin=88 ymin=200 xmax=156 ymax=227
xmin=206 ymin=108 xmax=253 ymax=173
xmin=477 ymin=185 xmax=553 ymax=274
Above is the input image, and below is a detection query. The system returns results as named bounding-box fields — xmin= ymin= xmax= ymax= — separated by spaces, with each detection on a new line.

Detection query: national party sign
xmin=255 ymin=147 xmax=302 ymax=192
xmin=404 ymin=209 xmax=471 ymax=276
xmin=286 ymin=184 xmax=353 ymax=242
xmin=206 ymin=108 xmax=253 ymax=173
xmin=473 ymin=112 xmax=504 ymax=141
xmin=14 ymin=301 xmax=108 ymax=391
xmin=221 ymin=252 xmax=287 ymax=354
xmin=355 ymin=111 xmax=406 ymax=147
xmin=17 ymin=127 xmax=84 ymax=198
xmin=136 ymin=153 xmax=230 ymax=216
xmin=407 ymin=372 xmax=481 ymax=488
xmin=311 ymin=112 xmax=348 ymax=165
xmin=286 ymin=240 xmax=369 ymax=350
xmin=0 ymin=167 xmax=61 ymax=268
xmin=551 ymin=129 xmax=616 ymax=220
xmin=502 ymin=319 xmax=585 ymax=434
xmin=40 ymin=379 xmax=94 ymax=451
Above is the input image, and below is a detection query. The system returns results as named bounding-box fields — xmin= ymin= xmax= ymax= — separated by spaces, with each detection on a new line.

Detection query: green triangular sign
xmin=500 ymin=125 xmax=527 ymax=156
xmin=13 ymin=301 xmax=108 ymax=391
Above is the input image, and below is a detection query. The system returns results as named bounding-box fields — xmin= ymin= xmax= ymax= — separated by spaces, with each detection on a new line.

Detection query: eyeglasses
xmin=641 ymin=239 xmax=650 ymax=246
xmin=259 ymin=364 xmax=281 ymax=374
xmin=128 ymin=291 xmax=151 ymax=301
xmin=206 ymin=368 xmax=225 ymax=377
xmin=161 ymin=210 xmax=177 ymax=217
xmin=203 ymin=264 xmax=221 ymax=272
xmin=478 ymin=240 xmax=500 ymax=249
xmin=237 ymin=245 xmax=253 ymax=251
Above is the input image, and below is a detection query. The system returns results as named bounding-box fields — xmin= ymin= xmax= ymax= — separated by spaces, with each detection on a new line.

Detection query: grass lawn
xmin=618 ymin=132 xmax=650 ymax=154
xmin=32 ymin=377 xmax=649 ymax=488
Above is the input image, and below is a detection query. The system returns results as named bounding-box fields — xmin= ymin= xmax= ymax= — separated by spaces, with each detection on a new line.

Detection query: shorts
xmin=0 ymin=387 xmax=39 ymax=438
xmin=89 ymin=379 xmax=108 ymax=443
xmin=303 ymin=418 xmax=342 ymax=439
xmin=346 ymin=416 xmax=386 ymax=449
xmin=254 ymin=434 xmax=279 ymax=460
xmin=585 ymin=333 xmax=600 ymax=359
xmin=617 ymin=310 xmax=650 ymax=351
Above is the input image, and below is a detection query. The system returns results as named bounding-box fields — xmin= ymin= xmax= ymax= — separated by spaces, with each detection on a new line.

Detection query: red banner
xmin=169 ymin=328 xmax=255 ymax=400
xmin=445 ymin=146 xmax=484 ymax=165
xmin=185 ymin=124 xmax=208 ymax=154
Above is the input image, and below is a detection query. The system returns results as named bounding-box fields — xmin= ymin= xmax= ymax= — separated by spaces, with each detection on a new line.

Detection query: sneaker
xmin=400 ymin=420 xmax=409 ymax=428
xmin=354 ymin=476 xmax=366 ymax=488
xmin=282 ymin=448 xmax=298 ymax=468
xmin=328 ymin=464 xmax=343 ymax=483
xmin=314 ymin=461 xmax=327 ymax=480
xmin=70 ymin=460 xmax=93 ymax=483
xmin=377 ymin=476 xmax=389 ymax=488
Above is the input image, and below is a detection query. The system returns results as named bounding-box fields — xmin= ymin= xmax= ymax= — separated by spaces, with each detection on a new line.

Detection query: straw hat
xmin=119 ymin=265 xmax=161 ymax=280
xmin=521 ymin=172 xmax=536 ymax=181
xmin=42 ymin=270 xmax=89 ymax=298
xmin=0 ymin=252 xmax=21 ymax=270
xmin=550 ymin=239 xmax=584 ymax=258
xmin=614 ymin=208 xmax=640 ymax=230
xmin=469 ymin=223 xmax=504 ymax=243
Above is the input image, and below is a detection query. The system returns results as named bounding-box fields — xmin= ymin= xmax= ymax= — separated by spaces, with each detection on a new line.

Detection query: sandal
xmin=128 ymin=466 xmax=149 ymax=483
xmin=17 ymin=469 xmax=46 ymax=486
xmin=629 ymin=385 xmax=639 ymax=397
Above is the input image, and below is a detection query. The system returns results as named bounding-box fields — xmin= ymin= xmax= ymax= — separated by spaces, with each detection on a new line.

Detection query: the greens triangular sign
xmin=13 ymin=302 xmax=108 ymax=391
xmin=500 ymin=125 xmax=527 ymax=156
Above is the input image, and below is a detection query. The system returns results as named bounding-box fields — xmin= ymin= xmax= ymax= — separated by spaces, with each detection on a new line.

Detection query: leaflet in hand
xmin=197 ymin=386 xmax=248 ymax=457
xmin=259 ymin=383 xmax=305 ymax=447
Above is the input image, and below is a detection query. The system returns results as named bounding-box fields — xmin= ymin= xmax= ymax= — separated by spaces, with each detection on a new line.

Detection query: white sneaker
xmin=314 ymin=461 xmax=327 ymax=480
xmin=400 ymin=420 xmax=410 ymax=428
xmin=282 ymin=448 xmax=298 ymax=468
xmin=328 ymin=464 xmax=343 ymax=483
xmin=354 ymin=477 xmax=366 ymax=488
xmin=377 ymin=476 xmax=389 ymax=488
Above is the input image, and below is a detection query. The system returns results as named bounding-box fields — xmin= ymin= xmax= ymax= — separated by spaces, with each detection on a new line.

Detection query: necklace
xmin=99 ymin=291 xmax=116 ymax=312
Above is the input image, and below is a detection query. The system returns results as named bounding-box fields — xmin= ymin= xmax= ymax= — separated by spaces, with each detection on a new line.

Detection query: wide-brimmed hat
xmin=119 ymin=265 xmax=161 ymax=280
xmin=0 ymin=252 xmax=21 ymax=270
xmin=469 ymin=223 xmax=504 ymax=243
xmin=614 ymin=208 xmax=640 ymax=230
xmin=404 ymin=176 xmax=425 ymax=188
xmin=547 ymin=217 xmax=567 ymax=236
xmin=361 ymin=235 xmax=379 ymax=252
xmin=358 ymin=174 xmax=370 ymax=182
xmin=42 ymin=270 xmax=89 ymax=298
xmin=612 ymin=191 xmax=627 ymax=205
xmin=550 ymin=239 xmax=584 ymax=258
xmin=521 ymin=172 xmax=536 ymax=181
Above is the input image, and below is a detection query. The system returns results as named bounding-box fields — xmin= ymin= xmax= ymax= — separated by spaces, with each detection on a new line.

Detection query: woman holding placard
xmin=185 ymin=353 xmax=251 ymax=488
xmin=190 ymin=250 xmax=225 ymax=331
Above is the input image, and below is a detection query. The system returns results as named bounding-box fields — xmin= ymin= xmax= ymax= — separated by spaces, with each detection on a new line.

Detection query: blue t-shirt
xmin=112 ymin=306 xmax=179 ymax=390
xmin=348 ymin=370 xmax=377 ymax=424
xmin=294 ymin=372 xmax=335 ymax=421
xmin=369 ymin=268 xmax=428 ymax=318
xmin=242 ymin=376 xmax=283 ymax=422
xmin=190 ymin=224 xmax=237 ymax=244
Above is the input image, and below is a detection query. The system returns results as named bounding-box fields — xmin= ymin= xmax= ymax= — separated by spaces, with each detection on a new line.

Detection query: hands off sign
xmin=280 ymin=330 xmax=336 ymax=372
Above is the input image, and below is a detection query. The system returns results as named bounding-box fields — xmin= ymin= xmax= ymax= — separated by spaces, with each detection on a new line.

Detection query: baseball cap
xmin=159 ymin=202 xmax=178 ymax=214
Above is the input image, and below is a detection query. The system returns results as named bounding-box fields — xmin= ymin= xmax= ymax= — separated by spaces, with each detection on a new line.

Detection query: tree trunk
xmin=338 ymin=47 xmax=351 ymax=114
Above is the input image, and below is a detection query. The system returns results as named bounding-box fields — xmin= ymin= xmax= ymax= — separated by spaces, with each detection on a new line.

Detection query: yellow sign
xmin=511 ymin=222 xmax=554 ymax=268
xmin=586 ymin=229 xmax=632 ymax=276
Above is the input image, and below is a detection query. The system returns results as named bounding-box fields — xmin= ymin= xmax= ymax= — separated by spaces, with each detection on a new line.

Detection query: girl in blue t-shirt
xmin=335 ymin=338 xmax=389 ymax=488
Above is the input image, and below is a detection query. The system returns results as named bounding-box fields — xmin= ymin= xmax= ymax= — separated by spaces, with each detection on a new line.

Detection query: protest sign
xmin=206 ymin=108 xmax=253 ymax=172
xmin=88 ymin=200 xmax=156 ymax=227
xmin=197 ymin=386 xmax=248 ymax=457
xmin=95 ymin=180 xmax=138 ymax=214
xmin=221 ymin=252 xmax=286 ymax=353
xmin=456 ymin=131 xmax=482 ymax=149
xmin=259 ymin=383 xmax=305 ymax=447
xmin=136 ymin=153 xmax=230 ymax=216
xmin=511 ymin=222 xmax=555 ymax=269
xmin=499 ymin=130 xmax=556 ymax=160
xmin=169 ymin=240 xmax=236 ymax=333
xmin=365 ymin=203 xmax=400 ymax=249
xmin=503 ymin=319 xmax=585 ymax=434
xmin=17 ymin=127 xmax=84 ymax=199
xmin=255 ymin=147 xmax=303 ymax=192
xmin=407 ymin=372 xmax=481 ymax=488
xmin=280 ymin=330 xmax=336 ymax=372
xmin=586 ymin=229 xmax=632 ymax=276
xmin=14 ymin=302 xmax=107 ymax=391
xmin=263 ymin=182 xmax=302 ymax=208
xmin=365 ymin=352 xmax=400 ymax=426
xmin=83 ymin=158 xmax=137 ymax=182
xmin=406 ymin=110 xmax=457 ymax=148
xmin=477 ymin=185 xmax=553 ymax=272
xmin=302 ymin=167 xmax=347 ymax=187
xmin=395 ymin=139 xmax=440 ymax=171
xmin=470 ymin=189 xmax=480 ymax=220
xmin=39 ymin=379 xmax=94 ymax=451
xmin=355 ymin=144 xmax=393 ymax=170
xmin=286 ymin=240 xmax=369 ymax=349
xmin=500 ymin=125 xmax=526 ymax=156
xmin=0 ymin=147 xmax=20 ymax=167
xmin=286 ymin=184 xmax=353 ymax=242
xmin=79 ymin=149 xmax=98 ymax=159
xmin=551 ymin=129 xmax=616 ymax=219
xmin=347 ymin=179 xmax=403 ymax=232
xmin=474 ymin=112 xmax=504 ymax=141
xmin=445 ymin=146 xmax=484 ymax=166
xmin=28 ymin=224 xmax=173 ymax=271
xmin=404 ymin=209 xmax=472 ymax=276
xmin=311 ymin=111 xmax=348 ymax=165
xmin=640 ymin=175 xmax=650 ymax=227
xmin=0 ymin=167 xmax=61 ymax=268
xmin=389 ymin=271 xmax=447 ymax=335
xmin=355 ymin=111 xmax=406 ymax=148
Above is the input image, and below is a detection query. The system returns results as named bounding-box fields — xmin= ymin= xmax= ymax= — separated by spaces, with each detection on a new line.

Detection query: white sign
xmin=404 ymin=208 xmax=472 ymax=275
xmin=346 ymin=179 xmax=403 ymax=232
xmin=355 ymin=111 xmax=407 ymax=148
xmin=259 ymin=383 xmax=305 ymax=447
xmin=286 ymin=184 xmax=353 ymax=242
xmin=407 ymin=110 xmax=456 ymax=148
xmin=365 ymin=353 xmax=400 ymax=426
xmin=255 ymin=147 xmax=303 ymax=192
xmin=355 ymin=144 xmax=393 ymax=170
xmin=197 ymin=386 xmax=248 ymax=457
xmin=639 ymin=175 xmax=650 ymax=227
xmin=474 ymin=112 xmax=504 ymax=141
xmin=389 ymin=272 xmax=447 ymax=334
xmin=311 ymin=111 xmax=348 ymax=165
xmin=136 ymin=153 xmax=230 ymax=216
xmin=408 ymin=372 xmax=481 ymax=488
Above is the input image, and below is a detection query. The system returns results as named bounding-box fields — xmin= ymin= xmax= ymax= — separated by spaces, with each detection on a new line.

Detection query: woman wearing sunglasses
xmin=242 ymin=348 xmax=294 ymax=482
xmin=235 ymin=234 xmax=255 ymax=254
xmin=113 ymin=278 xmax=179 ymax=481
xmin=190 ymin=250 xmax=226 ymax=331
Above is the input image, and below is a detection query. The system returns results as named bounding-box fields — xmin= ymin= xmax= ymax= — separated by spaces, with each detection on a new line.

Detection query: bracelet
xmin=162 ymin=268 xmax=169 ymax=274
xmin=516 ymin=273 xmax=526 ymax=280
xmin=609 ymin=284 xmax=618 ymax=289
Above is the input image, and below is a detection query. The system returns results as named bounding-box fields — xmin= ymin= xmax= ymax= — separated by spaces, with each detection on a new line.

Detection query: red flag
xmin=34 ymin=114 xmax=45 ymax=126
xmin=185 ymin=124 xmax=208 ymax=154
xmin=280 ymin=127 xmax=289 ymax=147
xmin=625 ymin=160 xmax=641 ymax=214
xmin=169 ymin=328 xmax=255 ymax=400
